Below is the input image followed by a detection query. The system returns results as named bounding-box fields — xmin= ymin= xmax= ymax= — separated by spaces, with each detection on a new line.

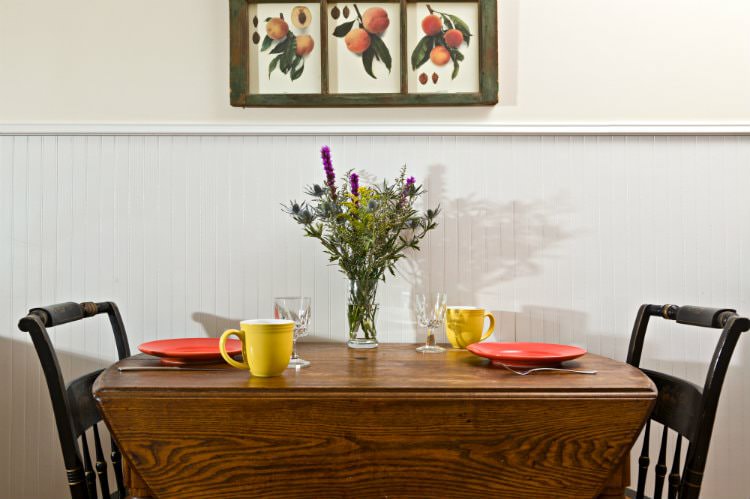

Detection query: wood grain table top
xmin=94 ymin=343 xmax=656 ymax=398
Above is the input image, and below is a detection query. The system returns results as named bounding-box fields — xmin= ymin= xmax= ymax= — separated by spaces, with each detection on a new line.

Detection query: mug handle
xmin=219 ymin=329 xmax=249 ymax=369
xmin=480 ymin=312 xmax=496 ymax=341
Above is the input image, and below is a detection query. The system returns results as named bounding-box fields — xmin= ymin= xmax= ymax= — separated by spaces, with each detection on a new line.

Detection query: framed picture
xmin=229 ymin=0 xmax=497 ymax=106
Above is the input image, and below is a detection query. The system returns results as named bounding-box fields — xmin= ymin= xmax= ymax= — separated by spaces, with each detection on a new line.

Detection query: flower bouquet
xmin=285 ymin=146 xmax=439 ymax=348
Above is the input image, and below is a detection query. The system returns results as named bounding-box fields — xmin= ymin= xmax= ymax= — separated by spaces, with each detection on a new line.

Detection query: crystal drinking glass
xmin=273 ymin=297 xmax=312 ymax=368
xmin=415 ymin=293 xmax=447 ymax=353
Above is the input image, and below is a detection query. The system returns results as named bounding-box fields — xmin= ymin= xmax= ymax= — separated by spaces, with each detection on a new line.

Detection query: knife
xmin=118 ymin=366 xmax=228 ymax=372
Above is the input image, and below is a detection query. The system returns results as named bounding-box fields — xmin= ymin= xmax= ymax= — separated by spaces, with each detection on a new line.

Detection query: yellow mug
xmin=445 ymin=307 xmax=495 ymax=349
xmin=219 ymin=319 xmax=294 ymax=377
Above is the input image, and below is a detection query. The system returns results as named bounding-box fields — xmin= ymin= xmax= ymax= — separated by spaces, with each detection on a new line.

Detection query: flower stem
xmin=291 ymin=337 xmax=299 ymax=360
xmin=425 ymin=327 xmax=436 ymax=348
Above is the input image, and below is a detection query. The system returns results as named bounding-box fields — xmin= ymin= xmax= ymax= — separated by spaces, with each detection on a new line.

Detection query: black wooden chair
xmin=18 ymin=301 xmax=131 ymax=499
xmin=625 ymin=304 xmax=749 ymax=499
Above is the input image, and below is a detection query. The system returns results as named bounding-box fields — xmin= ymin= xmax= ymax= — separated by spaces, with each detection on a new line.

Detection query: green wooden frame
xmin=229 ymin=0 xmax=498 ymax=106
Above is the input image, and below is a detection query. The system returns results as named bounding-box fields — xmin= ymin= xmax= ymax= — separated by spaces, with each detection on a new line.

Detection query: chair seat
xmin=625 ymin=489 xmax=650 ymax=499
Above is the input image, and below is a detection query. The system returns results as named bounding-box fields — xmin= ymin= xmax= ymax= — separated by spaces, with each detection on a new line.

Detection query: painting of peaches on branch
xmin=332 ymin=5 xmax=392 ymax=78
xmin=411 ymin=4 xmax=471 ymax=80
xmin=261 ymin=7 xmax=315 ymax=81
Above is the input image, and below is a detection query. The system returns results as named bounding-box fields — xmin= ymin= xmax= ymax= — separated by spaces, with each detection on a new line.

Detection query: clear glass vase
xmin=347 ymin=277 xmax=379 ymax=349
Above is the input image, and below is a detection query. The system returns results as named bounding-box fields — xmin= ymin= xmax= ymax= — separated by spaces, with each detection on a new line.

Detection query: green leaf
xmin=265 ymin=17 xmax=272 ymax=22
xmin=290 ymin=53 xmax=302 ymax=69
xmin=260 ymin=35 xmax=273 ymax=52
xmin=446 ymin=14 xmax=472 ymax=45
xmin=291 ymin=57 xmax=305 ymax=81
xmin=369 ymin=34 xmax=391 ymax=72
xmin=280 ymin=37 xmax=297 ymax=73
xmin=270 ymin=38 xmax=289 ymax=54
xmin=451 ymin=57 xmax=460 ymax=79
xmin=410 ymin=35 xmax=433 ymax=70
xmin=268 ymin=55 xmax=281 ymax=78
xmin=441 ymin=14 xmax=454 ymax=29
xmin=333 ymin=20 xmax=356 ymax=37
xmin=362 ymin=47 xmax=376 ymax=79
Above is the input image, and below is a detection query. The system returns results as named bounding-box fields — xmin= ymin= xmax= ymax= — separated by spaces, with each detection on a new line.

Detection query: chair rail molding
xmin=2 ymin=123 xmax=750 ymax=136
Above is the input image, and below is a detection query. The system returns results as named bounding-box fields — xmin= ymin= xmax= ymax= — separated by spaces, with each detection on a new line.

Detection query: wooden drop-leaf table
xmin=93 ymin=343 xmax=656 ymax=499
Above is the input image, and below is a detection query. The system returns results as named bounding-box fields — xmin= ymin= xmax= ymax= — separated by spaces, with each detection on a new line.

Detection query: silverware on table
xmin=495 ymin=363 xmax=597 ymax=376
xmin=118 ymin=366 xmax=228 ymax=372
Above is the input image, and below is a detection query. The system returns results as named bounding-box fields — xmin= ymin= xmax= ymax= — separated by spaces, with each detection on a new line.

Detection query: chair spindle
xmin=667 ymin=435 xmax=682 ymax=499
xmin=93 ymin=425 xmax=110 ymax=499
xmin=80 ymin=432 xmax=98 ymax=498
xmin=111 ymin=438 xmax=126 ymax=497
xmin=654 ymin=425 xmax=669 ymax=499
xmin=636 ymin=419 xmax=651 ymax=499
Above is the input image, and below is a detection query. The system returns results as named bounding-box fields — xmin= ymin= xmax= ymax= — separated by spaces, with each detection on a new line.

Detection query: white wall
xmin=2 ymin=0 xmax=750 ymax=125
xmin=0 ymin=134 xmax=748 ymax=499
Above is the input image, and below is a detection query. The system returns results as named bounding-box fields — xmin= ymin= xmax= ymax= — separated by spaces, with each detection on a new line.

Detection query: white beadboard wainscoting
xmin=1 ymin=134 xmax=748 ymax=499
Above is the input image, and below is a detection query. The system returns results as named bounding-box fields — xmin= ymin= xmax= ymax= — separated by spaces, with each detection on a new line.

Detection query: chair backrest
xmin=626 ymin=304 xmax=749 ymax=499
xmin=18 ymin=301 xmax=131 ymax=499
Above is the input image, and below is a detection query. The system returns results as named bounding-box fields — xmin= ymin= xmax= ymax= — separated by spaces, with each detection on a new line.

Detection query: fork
xmin=494 ymin=362 xmax=597 ymax=376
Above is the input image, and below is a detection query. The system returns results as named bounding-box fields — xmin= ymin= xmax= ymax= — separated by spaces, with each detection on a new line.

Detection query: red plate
xmin=467 ymin=342 xmax=586 ymax=368
xmin=139 ymin=338 xmax=243 ymax=366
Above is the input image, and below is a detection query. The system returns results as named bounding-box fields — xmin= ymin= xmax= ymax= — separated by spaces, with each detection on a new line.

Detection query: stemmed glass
xmin=273 ymin=297 xmax=312 ymax=368
xmin=415 ymin=293 xmax=447 ymax=353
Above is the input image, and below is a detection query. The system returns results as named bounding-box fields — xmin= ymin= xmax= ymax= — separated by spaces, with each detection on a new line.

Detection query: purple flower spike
xmin=350 ymin=172 xmax=360 ymax=197
xmin=399 ymin=176 xmax=416 ymax=207
xmin=321 ymin=146 xmax=336 ymax=198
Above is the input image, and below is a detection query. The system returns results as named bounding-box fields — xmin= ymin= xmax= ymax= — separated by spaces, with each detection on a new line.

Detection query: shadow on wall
xmin=394 ymin=163 xmax=571 ymax=339
xmin=191 ymin=311 xmax=339 ymax=343
xmin=0 ymin=336 xmax=116 ymax=499
xmin=191 ymin=311 xmax=244 ymax=338
xmin=516 ymin=305 xmax=590 ymax=346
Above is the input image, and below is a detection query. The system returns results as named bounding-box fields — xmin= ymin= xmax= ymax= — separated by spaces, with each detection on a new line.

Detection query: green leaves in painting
xmin=361 ymin=47 xmax=375 ymax=79
xmin=260 ymin=35 xmax=273 ymax=52
xmin=261 ymin=32 xmax=306 ymax=82
xmin=360 ymin=35 xmax=391 ymax=79
xmin=410 ymin=36 xmax=434 ymax=70
xmin=332 ymin=20 xmax=356 ymax=38
xmin=369 ymin=35 xmax=391 ymax=71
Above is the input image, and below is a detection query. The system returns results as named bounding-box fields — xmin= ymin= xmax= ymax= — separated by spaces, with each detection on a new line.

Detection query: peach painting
xmin=407 ymin=2 xmax=479 ymax=93
xmin=328 ymin=3 xmax=401 ymax=94
xmin=248 ymin=3 xmax=322 ymax=94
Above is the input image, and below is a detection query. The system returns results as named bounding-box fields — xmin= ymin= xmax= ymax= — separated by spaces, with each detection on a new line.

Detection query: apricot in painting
xmin=363 ymin=7 xmax=390 ymax=35
xmin=295 ymin=35 xmax=315 ymax=56
xmin=444 ymin=29 xmax=464 ymax=48
xmin=344 ymin=28 xmax=372 ymax=54
xmin=421 ymin=14 xmax=442 ymax=36
xmin=291 ymin=6 xmax=312 ymax=29
xmin=266 ymin=18 xmax=289 ymax=40
xmin=429 ymin=45 xmax=450 ymax=66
